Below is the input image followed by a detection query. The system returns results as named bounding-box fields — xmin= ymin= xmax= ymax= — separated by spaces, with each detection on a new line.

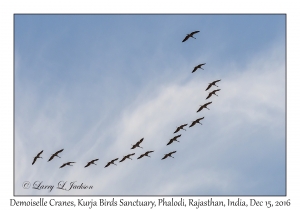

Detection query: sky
xmin=14 ymin=14 xmax=286 ymax=196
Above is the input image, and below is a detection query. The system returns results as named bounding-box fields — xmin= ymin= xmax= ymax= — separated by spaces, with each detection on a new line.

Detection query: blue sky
xmin=14 ymin=14 xmax=285 ymax=195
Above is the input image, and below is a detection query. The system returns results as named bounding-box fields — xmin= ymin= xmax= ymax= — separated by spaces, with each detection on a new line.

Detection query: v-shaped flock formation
xmin=31 ymin=30 xmax=222 ymax=169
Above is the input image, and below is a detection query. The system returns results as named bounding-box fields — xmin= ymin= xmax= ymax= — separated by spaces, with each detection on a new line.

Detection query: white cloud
xmin=15 ymin=34 xmax=285 ymax=195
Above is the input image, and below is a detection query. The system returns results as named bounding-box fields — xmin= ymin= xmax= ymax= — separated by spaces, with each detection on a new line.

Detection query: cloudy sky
xmin=14 ymin=14 xmax=285 ymax=196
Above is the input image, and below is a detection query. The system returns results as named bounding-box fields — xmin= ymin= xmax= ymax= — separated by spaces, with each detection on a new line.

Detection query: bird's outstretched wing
xmin=206 ymin=92 xmax=213 ymax=99
xmin=145 ymin=151 xmax=154 ymax=155
xmin=129 ymin=153 xmax=135 ymax=157
xmin=137 ymin=154 xmax=145 ymax=159
xmin=138 ymin=138 xmax=144 ymax=144
xmin=161 ymin=154 xmax=168 ymax=160
xmin=192 ymin=66 xmax=199 ymax=73
xmin=181 ymin=124 xmax=188 ymax=129
xmin=32 ymin=158 xmax=37 ymax=165
xmin=182 ymin=35 xmax=189 ymax=42
xmin=60 ymin=163 xmax=67 ymax=168
xmin=204 ymin=102 xmax=212 ymax=106
xmin=197 ymin=105 xmax=204 ymax=112
xmin=174 ymin=127 xmax=180 ymax=133
xmin=167 ymin=139 xmax=174 ymax=145
xmin=48 ymin=155 xmax=55 ymax=162
xmin=214 ymin=79 xmax=221 ymax=83
xmin=170 ymin=151 xmax=177 ymax=155
xmin=191 ymin=31 xmax=200 ymax=35
xmin=190 ymin=121 xmax=197 ymax=127
xmin=205 ymin=83 xmax=213 ymax=91
xmin=56 ymin=149 xmax=64 ymax=154
xmin=196 ymin=117 xmax=204 ymax=123
xmin=119 ymin=157 xmax=126 ymax=162
xmin=84 ymin=162 xmax=91 ymax=168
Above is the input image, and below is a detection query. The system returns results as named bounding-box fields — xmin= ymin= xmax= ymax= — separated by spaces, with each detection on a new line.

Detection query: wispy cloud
xmin=15 ymin=36 xmax=285 ymax=195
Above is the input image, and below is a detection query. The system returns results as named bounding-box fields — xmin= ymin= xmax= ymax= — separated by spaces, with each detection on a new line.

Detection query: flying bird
xmin=197 ymin=102 xmax=212 ymax=112
xmin=206 ymin=89 xmax=221 ymax=100
xmin=105 ymin=158 xmax=119 ymax=168
xmin=190 ymin=117 xmax=204 ymax=127
xmin=174 ymin=124 xmax=188 ymax=133
xmin=192 ymin=63 xmax=206 ymax=73
xmin=167 ymin=135 xmax=181 ymax=145
xmin=162 ymin=151 xmax=177 ymax=160
xmin=205 ymin=79 xmax=221 ymax=91
xmin=131 ymin=138 xmax=144 ymax=149
xmin=32 ymin=150 xmax=43 ymax=165
xmin=48 ymin=149 xmax=64 ymax=162
xmin=84 ymin=159 xmax=99 ymax=168
xmin=182 ymin=31 xmax=200 ymax=42
xmin=119 ymin=153 xmax=135 ymax=162
xmin=137 ymin=151 xmax=154 ymax=159
xmin=60 ymin=162 xmax=75 ymax=168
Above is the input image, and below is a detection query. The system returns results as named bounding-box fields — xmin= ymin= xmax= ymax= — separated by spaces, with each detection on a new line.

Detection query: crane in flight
xmin=182 ymin=31 xmax=200 ymax=42
xmin=197 ymin=102 xmax=212 ymax=112
xmin=189 ymin=117 xmax=204 ymax=127
xmin=48 ymin=149 xmax=64 ymax=162
xmin=205 ymin=79 xmax=221 ymax=91
xmin=192 ymin=63 xmax=206 ymax=73
xmin=137 ymin=151 xmax=154 ymax=159
xmin=206 ymin=89 xmax=221 ymax=100
xmin=60 ymin=162 xmax=75 ymax=168
xmin=162 ymin=151 xmax=177 ymax=160
xmin=167 ymin=135 xmax=181 ymax=145
xmin=105 ymin=158 xmax=119 ymax=168
xmin=84 ymin=159 xmax=99 ymax=168
xmin=119 ymin=153 xmax=135 ymax=162
xmin=32 ymin=150 xmax=43 ymax=165
xmin=131 ymin=138 xmax=144 ymax=149
xmin=174 ymin=124 xmax=188 ymax=133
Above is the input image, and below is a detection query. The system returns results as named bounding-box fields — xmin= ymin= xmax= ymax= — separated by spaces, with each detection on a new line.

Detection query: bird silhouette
xmin=104 ymin=158 xmax=119 ymax=168
xmin=205 ymin=79 xmax=221 ymax=91
xmin=84 ymin=159 xmax=99 ymax=168
xmin=167 ymin=135 xmax=181 ymax=145
xmin=162 ymin=151 xmax=177 ymax=160
xmin=131 ymin=138 xmax=144 ymax=149
xmin=174 ymin=124 xmax=188 ymax=133
xmin=119 ymin=153 xmax=135 ymax=162
xmin=137 ymin=151 xmax=154 ymax=159
xmin=60 ymin=162 xmax=75 ymax=168
xmin=192 ymin=63 xmax=206 ymax=73
xmin=197 ymin=102 xmax=212 ymax=112
xmin=32 ymin=150 xmax=43 ymax=165
xmin=182 ymin=31 xmax=200 ymax=42
xmin=190 ymin=117 xmax=204 ymax=127
xmin=48 ymin=149 xmax=64 ymax=162
xmin=206 ymin=89 xmax=221 ymax=100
